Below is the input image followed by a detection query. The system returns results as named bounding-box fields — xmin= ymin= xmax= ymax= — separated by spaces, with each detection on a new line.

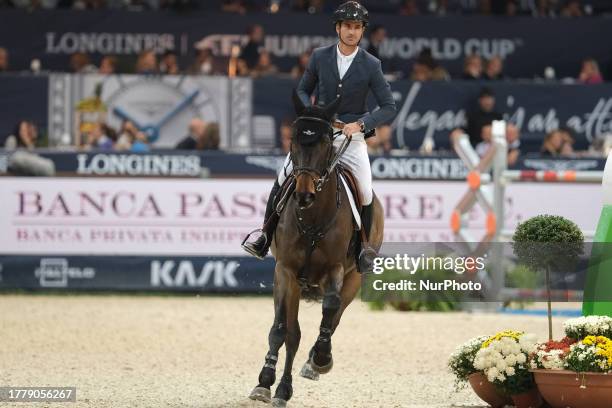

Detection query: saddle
xmin=337 ymin=166 xmax=372 ymax=270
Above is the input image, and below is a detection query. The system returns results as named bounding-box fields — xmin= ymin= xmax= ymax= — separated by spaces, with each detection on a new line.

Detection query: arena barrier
xmin=451 ymin=121 xmax=606 ymax=303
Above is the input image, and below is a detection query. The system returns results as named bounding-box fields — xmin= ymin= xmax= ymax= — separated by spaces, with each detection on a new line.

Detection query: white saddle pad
xmin=339 ymin=174 xmax=361 ymax=230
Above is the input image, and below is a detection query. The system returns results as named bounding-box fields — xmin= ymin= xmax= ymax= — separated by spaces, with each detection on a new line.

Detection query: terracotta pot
xmin=511 ymin=387 xmax=543 ymax=408
xmin=468 ymin=372 xmax=512 ymax=408
xmin=532 ymin=369 xmax=612 ymax=408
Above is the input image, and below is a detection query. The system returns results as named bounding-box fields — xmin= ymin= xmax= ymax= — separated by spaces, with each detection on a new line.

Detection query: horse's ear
xmin=292 ymin=89 xmax=305 ymax=116
xmin=323 ymin=96 xmax=342 ymax=121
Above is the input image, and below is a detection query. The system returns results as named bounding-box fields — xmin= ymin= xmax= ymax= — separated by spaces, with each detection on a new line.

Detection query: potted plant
xmin=531 ymin=316 xmax=612 ymax=408
xmin=563 ymin=315 xmax=612 ymax=340
xmin=448 ymin=335 xmax=512 ymax=407
xmin=512 ymin=215 xmax=584 ymax=341
xmin=473 ymin=330 xmax=543 ymax=408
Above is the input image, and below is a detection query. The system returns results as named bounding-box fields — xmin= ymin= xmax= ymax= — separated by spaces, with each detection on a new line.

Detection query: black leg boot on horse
xmin=242 ymin=180 xmax=282 ymax=259
xmin=358 ymin=202 xmax=378 ymax=273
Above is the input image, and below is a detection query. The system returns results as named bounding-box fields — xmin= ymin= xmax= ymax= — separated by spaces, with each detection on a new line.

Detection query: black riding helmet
xmin=333 ymin=1 xmax=369 ymax=29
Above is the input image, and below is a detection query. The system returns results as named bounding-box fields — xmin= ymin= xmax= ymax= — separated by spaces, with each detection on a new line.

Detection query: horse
xmin=248 ymin=92 xmax=385 ymax=407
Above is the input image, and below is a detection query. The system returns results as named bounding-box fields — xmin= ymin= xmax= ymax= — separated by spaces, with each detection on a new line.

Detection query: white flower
xmin=516 ymin=354 xmax=527 ymax=364
xmin=505 ymin=354 xmax=517 ymax=366
xmin=506 ymin=366 xmax=515 ymax=376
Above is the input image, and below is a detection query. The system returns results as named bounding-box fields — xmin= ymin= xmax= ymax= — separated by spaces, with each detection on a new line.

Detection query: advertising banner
xmin=0 ymin=255 xmax=274 ymax=292
xmin=0 ymin=177 xmax=600 ymax=256
xmin=1 ymin=10 xmax=611 ymax=79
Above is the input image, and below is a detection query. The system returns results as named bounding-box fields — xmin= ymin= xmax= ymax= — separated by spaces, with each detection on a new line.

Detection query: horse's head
xmin=290 ymin=90 xmax=341 ymax=209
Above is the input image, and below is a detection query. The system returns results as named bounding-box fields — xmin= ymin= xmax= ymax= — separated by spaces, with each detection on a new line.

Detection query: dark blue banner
xmin=1 ymin=149 xmax=605 ymax=179
xmin=0 ymin=75 xmax=48 ymax=146
xmin=1 ymin=10 xmax=611 ymax=79
xmin=255 ymin=78 xmax=612 ymax=153
xmin=0 ymin=255 xmax=274 ymax=292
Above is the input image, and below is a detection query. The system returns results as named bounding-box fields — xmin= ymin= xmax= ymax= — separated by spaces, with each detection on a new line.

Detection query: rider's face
xmin=336 ymin=21 xmax=364 ymax=47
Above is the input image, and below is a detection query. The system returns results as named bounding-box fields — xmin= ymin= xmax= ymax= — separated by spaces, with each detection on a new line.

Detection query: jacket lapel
xmin=330 ymin=45 xmax=340 ymax=81
xmin=341 ymin=48 xmax=362 ymax=81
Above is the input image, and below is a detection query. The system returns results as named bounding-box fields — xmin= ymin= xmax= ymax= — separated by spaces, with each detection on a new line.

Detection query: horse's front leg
xmin=249 ymin=273 xmax=287 ymax=403
xmin=272 ymin=271 xmax=301 ymax=408
xmin=300 ymin=263 xmax=343 ymax=380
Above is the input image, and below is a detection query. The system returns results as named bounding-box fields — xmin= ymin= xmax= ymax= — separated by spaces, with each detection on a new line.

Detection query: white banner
xmin=0 ymin=177 xmax=601 ymax=255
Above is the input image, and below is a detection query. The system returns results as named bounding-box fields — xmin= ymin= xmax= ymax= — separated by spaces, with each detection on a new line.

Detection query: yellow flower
xmin=482 ymin=330 xmax=524 ymax=349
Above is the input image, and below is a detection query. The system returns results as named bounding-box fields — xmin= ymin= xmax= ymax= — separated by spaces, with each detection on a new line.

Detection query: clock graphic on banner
xmin=97 ymin=75 xmax=224 ymax=147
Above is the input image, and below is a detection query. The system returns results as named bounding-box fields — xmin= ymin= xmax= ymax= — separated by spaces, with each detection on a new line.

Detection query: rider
xmin=242 ymin=1 xmax=396 ymax=270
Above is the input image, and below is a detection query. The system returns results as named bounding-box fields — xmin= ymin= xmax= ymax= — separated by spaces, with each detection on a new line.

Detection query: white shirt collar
xmin=337 ymin=43 xmax=358 ymax=60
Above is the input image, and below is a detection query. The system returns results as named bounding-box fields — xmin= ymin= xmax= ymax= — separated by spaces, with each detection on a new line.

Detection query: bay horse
xmin=248 ymin=92 xmax=384 ymax=407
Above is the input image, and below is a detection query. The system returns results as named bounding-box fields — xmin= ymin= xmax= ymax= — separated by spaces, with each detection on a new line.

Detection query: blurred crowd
xmin=4 ymin=117 xmax=220 ymax=152
xmin=0 ymin=22 xmax=606 ymax=83
xmin=0 ymin=0 xmax=610 ymax=16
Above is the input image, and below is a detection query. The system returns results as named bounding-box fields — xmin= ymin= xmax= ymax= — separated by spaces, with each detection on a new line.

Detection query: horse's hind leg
xmin=300 ymin=265 xmax=343 ymax=380
xmin=272 ymin=277 xmax=301 ymax=408
xmin=250 ymin=284 xmax=286 ymax=403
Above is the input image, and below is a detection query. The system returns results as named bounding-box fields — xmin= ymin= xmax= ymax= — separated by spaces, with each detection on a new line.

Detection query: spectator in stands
xmin=70 ymin=52 xmax=96 ymax=73
xmin=541 ymin=128 xmax=575 ymax=156
xmin=533 ymin=0 xmax=557 ymax=16
xmin=418 ymin=48 xmax=450 ymax=80
xmin=175 ymin=118 xmax=206 ymax=150
xmin=130 ymin=129 xmax=150 ymax=152
xmin=221 ymin=0 xmax=247 ymax=14
xmin=84 ymin=122 xmax=114 ymax=150
xmin=0 ymin=47 xmax=8 ymax=72
xmin=202 ymin=122 xmax=220 ymax=150
xmin=400 ymin=0 xmax=421 ymax=15
xmin=475 ymin=123 xmax=521 ymax=165
xmin=410 ymin=57 xmax=433 ymax=81
xmin=135 ymin=49 xmax=158 ymax=74
xmin=159 ymin=50 xmax=180 ymax=74
xmin=98 ymin=55 xmax=117 ymax=74
xmin=578 ymin=58 xmax=603 ymax=84
xmin=73 ymin=0 xmax=107 ymax=9
xmin=291 ymin=0 xmax=326 ymax=14
xmin=279 ymin=119 xmax=292 ymax=154
xmin=115 ymin=120 xmax=149 ymax=151
xmin=367 ymin=125 xmax=393 ymax=155
xmin=290 ymin=49 xmax=311 ymax=79
xmin=484 ymin=56 xmax=505 ymax=80
xmin=4 ymin=120 xmax=38 ymax=149
xmin=462 ymin=54 xmax=483 ymax=79
xmin=251 ymin=50 xmax=278 ymax=78
xmin=560 ymin=0 xmax=583 ymax=17
xmin=465 ymin=87 xmax=503 ymax=146
xmin=239 ymin=24 xmax=264 ymax=71
xmin=188 ymin=48 xmax=222 ymax=75
xmin=367 ymin=25 xmax=386 ymax=69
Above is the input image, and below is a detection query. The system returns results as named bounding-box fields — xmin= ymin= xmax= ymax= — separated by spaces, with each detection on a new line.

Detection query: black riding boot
xmin=242 ymin=180 xmax=281 ymax=259
xmin=358 ymin=203 xmax=377 ymax=273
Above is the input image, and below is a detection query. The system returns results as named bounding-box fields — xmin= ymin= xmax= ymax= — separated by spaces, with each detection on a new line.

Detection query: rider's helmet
xmin=333 ymin=1 xmax=369 ymax=29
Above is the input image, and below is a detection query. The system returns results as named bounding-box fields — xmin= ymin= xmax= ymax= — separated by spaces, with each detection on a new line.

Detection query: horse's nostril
xmin=304 ymin=193 xmax=315 ymax=204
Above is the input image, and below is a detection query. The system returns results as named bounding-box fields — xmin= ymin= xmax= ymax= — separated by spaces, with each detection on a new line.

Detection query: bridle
xmin=290 ymin=115 xmax=350 ymax=192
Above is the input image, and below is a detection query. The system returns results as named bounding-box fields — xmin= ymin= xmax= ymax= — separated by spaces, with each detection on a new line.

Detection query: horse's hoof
xmin=299 ymin=360 xmax=320 ymax=381
xmin=311 ymin=355 xmax=333 ymax=374
xmin=249 ymin=386 xmax=271 ymax=403
xmin=271 ymin=398 xmax=287 ymax=408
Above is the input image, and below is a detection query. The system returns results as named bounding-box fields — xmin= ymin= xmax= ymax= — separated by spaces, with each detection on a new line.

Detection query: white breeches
xmin=277 ymin=131 xmax=373 ymax=205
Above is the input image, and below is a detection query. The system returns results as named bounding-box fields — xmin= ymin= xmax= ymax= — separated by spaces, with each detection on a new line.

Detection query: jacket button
xmin=336 ymin=94 xmax=340 ymax=97
xmin=338 ymin=84 xmax=343 ymax=88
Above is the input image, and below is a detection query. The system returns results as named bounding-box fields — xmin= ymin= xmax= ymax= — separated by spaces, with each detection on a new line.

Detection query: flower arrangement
xmin=473 ymin=331 xmax=538 ymax=395
xmin=563 ymin=316 xmax=612 ymax=340
xmin=530 ymin=337 xmax=576 ymax=370
xmin=565 ymin=335 xmax=612 ymax=373
xmin=448 ymin=335 xmax=489 ymax=389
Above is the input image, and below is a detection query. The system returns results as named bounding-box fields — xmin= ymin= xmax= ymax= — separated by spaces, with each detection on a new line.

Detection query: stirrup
xmin=358 ymin=245 xmax=377 ymax=274
xmin=241 ymin=228 xmax=268 ymax=259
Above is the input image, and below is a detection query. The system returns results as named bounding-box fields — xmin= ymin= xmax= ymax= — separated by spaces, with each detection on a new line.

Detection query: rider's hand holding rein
xmin=342 ymin=122 xmax=362 ymax=137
